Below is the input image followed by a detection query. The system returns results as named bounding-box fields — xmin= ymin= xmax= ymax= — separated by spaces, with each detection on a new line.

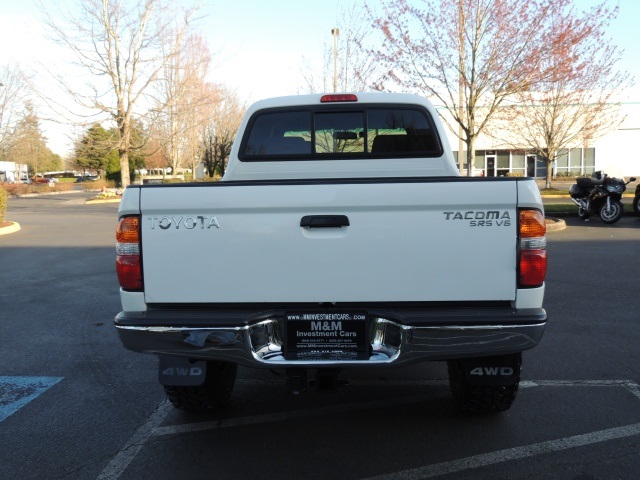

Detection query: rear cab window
xmin=239 ymin=105 xmax=443 ymax=161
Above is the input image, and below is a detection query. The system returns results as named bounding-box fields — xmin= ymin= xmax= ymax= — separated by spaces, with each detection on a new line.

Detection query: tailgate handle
xmin=300 ymin=215 xmax=350 ymax=228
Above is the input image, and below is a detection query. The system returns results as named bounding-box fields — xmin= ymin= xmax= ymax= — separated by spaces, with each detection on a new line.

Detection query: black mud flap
xmin=462 ymin=353 xmax=522 ymax=386
xmin=158 ymin=356 xmax=207 ymax=386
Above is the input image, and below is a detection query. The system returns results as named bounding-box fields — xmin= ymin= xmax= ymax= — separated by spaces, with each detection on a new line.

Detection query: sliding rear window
xmin=239 ymin=106 xmax=442 ymax=161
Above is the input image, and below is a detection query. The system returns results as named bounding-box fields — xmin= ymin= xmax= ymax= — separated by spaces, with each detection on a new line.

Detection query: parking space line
xmin=152 ymin=394 xmax=432 ymax=437
xmin=521 ymin=379 xmax=636 ymax=388
xmin=148 ymin=380 xmax=640 ymax=438
xmin=96 ymin=401 xmax=173 ymax=480
xmin=361 ymin=422 xmax=640 ymax=480
xmin=625 ymin=382 xmax=640 ymax=401
xmin=95 ymin=380 xmax=640 ymax=480
xmin=522 ymin=380 xmax=640 ymax=402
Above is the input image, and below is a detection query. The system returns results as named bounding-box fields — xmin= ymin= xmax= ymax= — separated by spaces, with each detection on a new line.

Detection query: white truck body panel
xmin=140 ymin=179 xmax=517 ymax=304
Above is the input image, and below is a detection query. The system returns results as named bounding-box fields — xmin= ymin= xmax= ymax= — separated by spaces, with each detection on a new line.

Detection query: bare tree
xmin=0 ymin=64 xmax=30 ymax=159
xmin=364 ymin=0 xmax=588 ymax=175
xmin=489 ymin=2 xmax=631 ymax=188
xmin=41 ymin=0 xmax=200 ymax=187
xmin=202 ymin=86 xmax=245 ymax=178
xmin=155 ymin=33 xmax=213 ymax=178
xmin=300 ymin=4 xmax=378 ymax=94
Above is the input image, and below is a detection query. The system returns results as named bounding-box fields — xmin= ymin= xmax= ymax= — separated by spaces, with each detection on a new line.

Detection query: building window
xmin=569 ymin=148 xmax=582 ymax=176
xmin=585 ymin=148 xmax=595 ymax=175
xmin=511 ymin=153 xmax=526 ymax=176
xmin=497 ymin=151 xmax=510 ymax=176
xmin=536 ymin=157 xmax=548 ymax=178
xmin=474 ymin=151 xmax=486 ymax=170
xmin=555 ymin=149 xmax=569 ymax=176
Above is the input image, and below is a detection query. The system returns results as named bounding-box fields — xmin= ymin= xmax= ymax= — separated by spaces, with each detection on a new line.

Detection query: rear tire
xmin=577 ymin=206 xmax=590 ymax=220
xmin=447 ymin=354 xmax=521 ymax=414
xmin=599 ymin=201 xmax=623 ymax=224
xmin=633 ymin=195 xmax=640 ymax=217
xmin=164 ymin=361 xmax=237 ymax=412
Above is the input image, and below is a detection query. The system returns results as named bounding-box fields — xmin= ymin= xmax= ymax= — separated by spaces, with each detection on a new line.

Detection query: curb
xmin=85 ymin=198 xmax=122 ymax=204
xmin=545 ymin=217 xmax=566 ymax=232
xmin=541 ymin=194 xmax=635 ymax=199
xmin=0 ymin=221 xmax=21 ymax=236
xmin=10 ymin=190 xmax=86 ymax=198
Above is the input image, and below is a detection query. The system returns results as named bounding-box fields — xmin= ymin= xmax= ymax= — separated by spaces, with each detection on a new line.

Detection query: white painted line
xmin=96 ymin=379 xmax=640 ymax=479
xmin=149 ymin=379 xmax=640 ymax=438
xmin=152 ymin=394 xmax=432 ymax=437
xmin=521 ymin=380 xmax=635 ymax=388
xmin=625 ymin=382 xmax=640 ymax=401
xmin=96 ymin=401 xmax=172 ymax=480
xmin=361 ymin=422 xmax=640 ymax=480
xmin=521 ymin=380 xmax=640 ymax=404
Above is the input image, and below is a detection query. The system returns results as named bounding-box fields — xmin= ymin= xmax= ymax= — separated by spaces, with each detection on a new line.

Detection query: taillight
xmin=116 ymin=215 xmax=143 ymax=291
xmin=518 ymin=209 xmax=547 ymax=288
xmin=320 ymin=94 xmax=358 ymax=103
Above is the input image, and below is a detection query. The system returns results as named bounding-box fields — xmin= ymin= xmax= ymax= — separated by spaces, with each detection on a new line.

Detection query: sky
xmin=1 ymin=0 xmax=639 ymax=157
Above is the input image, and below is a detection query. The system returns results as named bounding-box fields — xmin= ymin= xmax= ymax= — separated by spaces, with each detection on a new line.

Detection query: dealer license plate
xmin=284 ymin=312 xmax=368 ymax=361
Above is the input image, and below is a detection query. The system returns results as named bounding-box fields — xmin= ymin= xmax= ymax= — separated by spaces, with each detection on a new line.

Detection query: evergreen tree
xmin=74 ymin=122 xmax=147 ymax=184
xmin=8 ymin=101 xmax=58 ymax=176
xmin=74 ymin=123 xmax=116 ymax=175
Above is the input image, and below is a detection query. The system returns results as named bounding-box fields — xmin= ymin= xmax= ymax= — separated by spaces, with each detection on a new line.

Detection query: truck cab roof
xmin=223 ymin=92 xmax=459 ymax=181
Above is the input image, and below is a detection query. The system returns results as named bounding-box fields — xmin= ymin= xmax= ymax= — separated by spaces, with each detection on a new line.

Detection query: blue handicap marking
xmin=0 ymin=376 xmax=63 ymax=422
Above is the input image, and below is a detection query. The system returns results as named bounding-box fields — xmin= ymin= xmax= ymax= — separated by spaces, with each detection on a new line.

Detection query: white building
xmin=441 ymin=94 xmax=640 ymax=179
xmin=0 ymin=161 xmax=29 ymax=183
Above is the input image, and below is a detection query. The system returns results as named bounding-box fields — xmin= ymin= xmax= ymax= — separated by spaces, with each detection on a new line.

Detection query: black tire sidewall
xmin=599 ymin=201 xmax=623 ymax=224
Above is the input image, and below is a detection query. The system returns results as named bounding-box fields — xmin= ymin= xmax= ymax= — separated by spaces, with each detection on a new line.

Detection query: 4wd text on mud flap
xmin=470 ymin=367 xmax=514 ymax=376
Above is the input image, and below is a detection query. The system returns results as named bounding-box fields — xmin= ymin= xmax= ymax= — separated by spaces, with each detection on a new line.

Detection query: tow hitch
xmin=286 ymin=369 xmax=308 ymax=395
xmin=286 ymin=368 xmax=343 ymax=394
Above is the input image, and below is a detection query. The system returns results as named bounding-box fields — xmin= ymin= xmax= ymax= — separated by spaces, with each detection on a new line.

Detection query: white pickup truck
xmin=115 ymin=92 xmax=547 ymax=414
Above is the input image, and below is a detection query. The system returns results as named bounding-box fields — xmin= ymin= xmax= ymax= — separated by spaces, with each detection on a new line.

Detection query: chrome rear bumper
xmin=115 ymin=311 xmax=546 ymax=367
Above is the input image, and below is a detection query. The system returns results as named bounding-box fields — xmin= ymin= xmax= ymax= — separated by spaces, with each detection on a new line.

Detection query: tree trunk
xmin=119 ymin=149 xmax=130 ymax=188
xmin=465 ymin=135 xmax=476 ymax=177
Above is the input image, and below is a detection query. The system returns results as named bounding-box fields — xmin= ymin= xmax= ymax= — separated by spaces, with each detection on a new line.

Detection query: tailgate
xmin=139 ymin=179 xmax=518 ymax=304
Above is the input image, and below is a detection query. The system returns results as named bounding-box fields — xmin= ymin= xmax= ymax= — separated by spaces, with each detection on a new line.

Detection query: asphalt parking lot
xmin=0 ymin=192 xmax=639 ymax=480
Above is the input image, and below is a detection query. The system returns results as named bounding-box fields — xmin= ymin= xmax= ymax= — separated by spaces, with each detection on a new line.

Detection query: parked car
xmin=76 ymin=175 xmax=99 ymax=183
xmin=35 ymin=177 xmax=56 ymax=186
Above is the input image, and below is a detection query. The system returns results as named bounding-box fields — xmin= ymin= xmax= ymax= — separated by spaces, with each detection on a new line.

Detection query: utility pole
xmin=331 ymin=28 xmax=339 ymax=93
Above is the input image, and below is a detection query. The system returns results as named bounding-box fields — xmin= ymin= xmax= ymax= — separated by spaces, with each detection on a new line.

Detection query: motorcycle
xmin=569 ymin=171 xmax=636 ymax=224
xmin=633 ymin=183 xmax=640 ymax=217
